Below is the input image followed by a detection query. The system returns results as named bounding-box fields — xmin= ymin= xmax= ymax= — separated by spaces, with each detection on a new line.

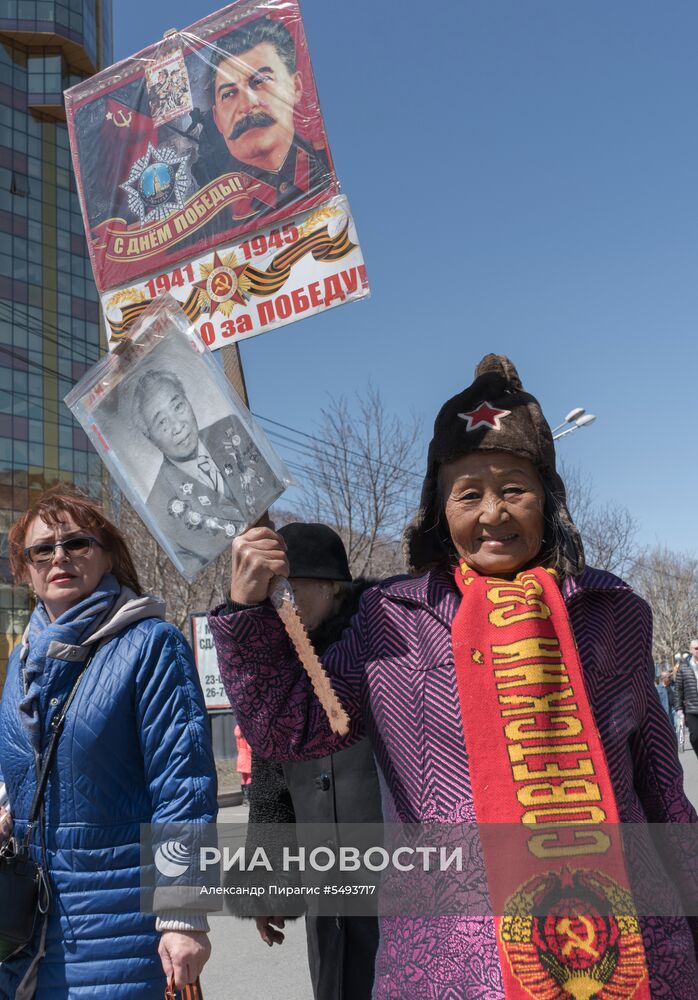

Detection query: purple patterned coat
xmin=210 ymin=567 xmax=698 ymax=999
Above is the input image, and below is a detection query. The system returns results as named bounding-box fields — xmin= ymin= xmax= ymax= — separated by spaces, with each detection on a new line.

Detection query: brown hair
xmin=8 ymin=485 xmax=142 ymax=595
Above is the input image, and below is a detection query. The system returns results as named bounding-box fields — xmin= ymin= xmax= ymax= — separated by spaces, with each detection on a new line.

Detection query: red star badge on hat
xmin=458 ymin=401 xmax=511 ymax=431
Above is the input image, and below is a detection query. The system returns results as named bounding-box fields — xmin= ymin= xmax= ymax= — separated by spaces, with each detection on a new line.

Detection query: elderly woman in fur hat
xmin=210 ymin=356 xmax=698 ymax=999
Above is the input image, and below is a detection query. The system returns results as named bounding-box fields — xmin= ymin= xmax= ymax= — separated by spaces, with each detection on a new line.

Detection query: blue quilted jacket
xmin=0 ymin=599 xmax=217 ymax=999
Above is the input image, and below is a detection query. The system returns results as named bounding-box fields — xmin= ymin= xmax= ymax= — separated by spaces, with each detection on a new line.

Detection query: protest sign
xmin=65 ymin=0 xmax=339 ymax=293
xmin=102 ymin=195 xmax=368 ymax=349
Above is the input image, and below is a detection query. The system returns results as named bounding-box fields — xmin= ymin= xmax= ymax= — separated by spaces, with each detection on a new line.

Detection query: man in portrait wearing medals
xmin=132 ymin=368 xmax=275 ymax=572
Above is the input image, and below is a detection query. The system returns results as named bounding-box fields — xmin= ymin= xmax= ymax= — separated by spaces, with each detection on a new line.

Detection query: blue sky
xmin=115 ymin=1 xmax=698 ymax=554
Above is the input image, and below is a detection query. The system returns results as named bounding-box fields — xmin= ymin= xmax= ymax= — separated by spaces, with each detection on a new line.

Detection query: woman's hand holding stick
xmin=230 ymin=524 xmax=290 ymax=605
xmin=230 ymin=523 xmax=350 ymax=735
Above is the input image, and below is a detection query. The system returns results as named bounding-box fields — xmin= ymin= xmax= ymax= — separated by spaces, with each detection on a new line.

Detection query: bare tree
xmin=558 ymin=460 xmax=595 ymax=532
xmin=295 ymin=386 xmax=422 ymax=578
xmin=557 ymin=463 xmax=698 ymax=665
xmin=108 ymin=487 xmax=231 ymax=633
xmin=579 ymin=505 xmax=639 ymax=579
xmin=107 ymin=386 xmax=423 ymax=625
xmin=632 ymin=548 xmax=698 ymax=666
xmin=559 ymin=461 xmax=639 ymax=577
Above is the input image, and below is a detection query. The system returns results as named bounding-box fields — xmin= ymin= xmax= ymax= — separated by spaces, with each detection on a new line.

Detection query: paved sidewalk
xmin=201 ymin=803 xmax=312 ymax=1000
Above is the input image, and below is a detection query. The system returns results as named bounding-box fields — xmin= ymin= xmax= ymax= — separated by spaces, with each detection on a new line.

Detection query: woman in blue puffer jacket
xmin=0 ymin=486 xmax=217 ymax=999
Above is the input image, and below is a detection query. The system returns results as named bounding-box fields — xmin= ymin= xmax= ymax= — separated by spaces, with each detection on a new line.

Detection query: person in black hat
xmin=245 ymin=522 xmax=381 ymax=1000
xmin=212 ymin=357 xmax=698 ymax=999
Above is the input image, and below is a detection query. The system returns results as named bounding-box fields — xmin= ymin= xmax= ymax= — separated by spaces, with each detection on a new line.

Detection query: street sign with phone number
xmin=190 ymin=612 xmax=229 ymax=710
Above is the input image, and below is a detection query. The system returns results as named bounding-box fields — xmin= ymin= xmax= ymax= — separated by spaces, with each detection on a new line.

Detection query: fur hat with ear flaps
xmin=403 ymin=354 xmax=585 ymax=577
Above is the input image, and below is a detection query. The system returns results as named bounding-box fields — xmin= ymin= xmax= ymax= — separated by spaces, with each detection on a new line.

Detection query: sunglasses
xmin=24 ymin=535 xmax=103 ymax=565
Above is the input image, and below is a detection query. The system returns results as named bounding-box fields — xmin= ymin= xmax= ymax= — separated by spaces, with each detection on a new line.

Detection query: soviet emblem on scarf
xmin=499 ymin=868 xmax=648 ymax=998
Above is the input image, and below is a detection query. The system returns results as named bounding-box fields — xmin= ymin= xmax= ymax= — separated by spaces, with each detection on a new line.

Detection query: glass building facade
xmin=0 ymin=1 xmax=112 ymax=678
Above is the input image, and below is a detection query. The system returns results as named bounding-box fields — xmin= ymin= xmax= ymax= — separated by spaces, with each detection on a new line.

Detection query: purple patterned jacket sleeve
xmin=208 ymin=600 xmax=366 ymax=759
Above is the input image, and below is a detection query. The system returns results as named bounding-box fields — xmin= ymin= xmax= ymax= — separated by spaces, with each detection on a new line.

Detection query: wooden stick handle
xmin=240 ymin=513 xmax=351 ymax=735
xmin=268 ymin=576 xmax=350 ymax=736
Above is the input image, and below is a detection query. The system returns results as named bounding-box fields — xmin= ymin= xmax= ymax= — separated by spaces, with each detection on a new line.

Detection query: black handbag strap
xmin=24 ymin=644 xmax=99 ymax=836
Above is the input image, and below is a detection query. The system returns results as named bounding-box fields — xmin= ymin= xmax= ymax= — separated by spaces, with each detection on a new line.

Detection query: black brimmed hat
xmin=279 ymin=522 xmax=352 ymax=582
xmin=403 ymin=354 xmax=584 ymax=577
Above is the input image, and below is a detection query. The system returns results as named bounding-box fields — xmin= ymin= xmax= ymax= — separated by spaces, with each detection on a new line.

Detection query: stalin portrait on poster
xmin=65 ymin=0 xmax=338 ymax=293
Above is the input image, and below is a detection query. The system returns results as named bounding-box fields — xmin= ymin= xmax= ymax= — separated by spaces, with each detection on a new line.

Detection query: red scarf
xmin=452 ymin=562 xmax=651 ymax=999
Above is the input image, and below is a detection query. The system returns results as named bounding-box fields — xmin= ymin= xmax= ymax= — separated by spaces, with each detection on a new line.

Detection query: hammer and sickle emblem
xmin=555 ymin=916 xmax=599 ymax=959
xmin=106 ymin=110 xmax=133 ymax=128
xmin=212 ymin=272 xmax=232 ymax=295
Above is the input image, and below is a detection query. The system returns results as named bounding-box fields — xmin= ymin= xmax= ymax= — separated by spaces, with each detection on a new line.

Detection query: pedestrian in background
xmin=676 ymin=639 xmax=698 ymax=759
xmin=235 ymin=723 xmax=252 ymax=804
xmin=674 ymin=650 xmax=689 ymax=678
xmin=244 ymin=522 xmax=381 ymax=1000
xmin=657 ymin=668 xmax=676 ymax=726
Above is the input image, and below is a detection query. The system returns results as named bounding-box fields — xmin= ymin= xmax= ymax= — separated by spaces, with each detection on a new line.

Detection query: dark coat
xmin=247 ymin=581 xmax=381 ymax=1000
xmin=676 ymin=660 xmax=698 ymax=715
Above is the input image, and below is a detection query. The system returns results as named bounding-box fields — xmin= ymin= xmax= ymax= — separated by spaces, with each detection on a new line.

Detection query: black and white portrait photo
xmin=66 ymin=296 xmax=289 ymax=579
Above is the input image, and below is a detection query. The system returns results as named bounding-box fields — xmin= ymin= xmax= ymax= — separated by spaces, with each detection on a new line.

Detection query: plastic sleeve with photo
xmin=64 ymin=294 xmax=292 ymax=581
